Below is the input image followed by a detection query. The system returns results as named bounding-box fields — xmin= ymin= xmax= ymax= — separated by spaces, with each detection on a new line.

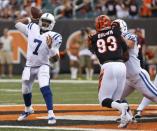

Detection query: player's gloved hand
xmin=49 ymin=54 xmax=60 ymax=63
xmin=46 ymin=35 xmax=53 ymax=49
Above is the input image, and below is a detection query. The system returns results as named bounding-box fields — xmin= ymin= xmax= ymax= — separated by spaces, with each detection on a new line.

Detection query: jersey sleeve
xmin=123 ymin=32 xmax=137 ymax=43
xmin=15 ymin=22 xmax=28 ymax=35
xmin=48 ymin=32 xmax=62 ymax=57
xmin=15 ymin=22 xmax=36 ymax=36
xmin=52 ymin=33 xmax=62 ymax=49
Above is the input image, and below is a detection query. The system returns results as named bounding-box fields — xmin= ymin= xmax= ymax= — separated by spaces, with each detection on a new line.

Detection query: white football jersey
xmin=122 ymin=32 xmax=141 ymax=78
xmin=15 ymin=22 xmax=62 ymax=67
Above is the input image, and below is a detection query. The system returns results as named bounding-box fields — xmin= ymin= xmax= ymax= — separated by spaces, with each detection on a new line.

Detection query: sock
xmin=25 ymin=106 xmax=33 ymax=112
xmin=121 ymin=99 xmax=130 ymax=112
xmin=102 ymin=98 xmax=113 ymax=108
xmin=23 ymin=93 xmax=32 ymax=107
xmin=137 ymin=97 xmax=151 ymax=111
xmin=48 ymin=110 xmax=55 ymax=118
xmin=111 ymin=101 xmax=124 ymax=112
xmin=40 ymin=86 xmax=53 ymax=111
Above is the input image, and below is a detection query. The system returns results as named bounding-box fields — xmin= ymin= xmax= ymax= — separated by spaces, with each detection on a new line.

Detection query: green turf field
xmin=0 ymin=80 xmax=143 ymax=104
xmin=0 ymin=79 xmax=144 ymax=131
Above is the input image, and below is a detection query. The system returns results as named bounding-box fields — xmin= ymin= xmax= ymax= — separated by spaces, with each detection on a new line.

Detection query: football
xmin=31 ymin=7 xmax=42 ymax=19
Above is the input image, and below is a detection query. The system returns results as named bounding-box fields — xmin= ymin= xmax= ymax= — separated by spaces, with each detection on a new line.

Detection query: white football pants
xmin=98 ymin=62 xmax=126 ymax=104
xmin=22 ymin=65 xmax=50 ymax=94
xmin=121 ymin=68 xmax=157 ymax=102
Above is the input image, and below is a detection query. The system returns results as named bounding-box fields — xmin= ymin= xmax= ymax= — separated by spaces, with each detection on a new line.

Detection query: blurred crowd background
xmin=0 ymin=0 xmax=157 ymax=20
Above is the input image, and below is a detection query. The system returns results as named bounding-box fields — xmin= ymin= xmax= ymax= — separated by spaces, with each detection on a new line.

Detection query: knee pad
xmin=101 ymin=98 xmax=113 ymax=108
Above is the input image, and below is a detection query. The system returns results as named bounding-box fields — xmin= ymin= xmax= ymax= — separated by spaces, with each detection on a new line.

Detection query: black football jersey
xmin=89 ymin=28 xmax=128 ymax=64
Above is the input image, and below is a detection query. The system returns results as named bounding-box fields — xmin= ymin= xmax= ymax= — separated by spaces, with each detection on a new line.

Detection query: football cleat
xmin=17 ymin=109 xmax=34 ymax=121
xmin=48 ymin=111 xmax=56 ymax=124
xmin=118 ymin=103 xmax=130 ymax=128
xmin=48 ymin=116 xmax=56 ymax=124
xmin=134 ymin=110 xmax=142 ymax=119
xmin=116 ymin=104 xmax=133 ymax=123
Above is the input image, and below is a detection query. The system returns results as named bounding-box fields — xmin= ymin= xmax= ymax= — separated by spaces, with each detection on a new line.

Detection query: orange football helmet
xmin=95 ymin=15 xmax=111 ymax=32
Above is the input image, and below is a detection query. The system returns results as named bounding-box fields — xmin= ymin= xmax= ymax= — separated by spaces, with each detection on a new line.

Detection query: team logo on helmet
xmin=95 ymin=15 xmax=111 ymax=32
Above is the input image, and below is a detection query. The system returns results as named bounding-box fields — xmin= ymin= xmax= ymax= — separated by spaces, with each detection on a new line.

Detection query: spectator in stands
xmin=75 ymin=0 xmax=93 ymax=19
xmin=0 ymin=0 xmax=21 ymax=20
xmin=128 ymin=0 xmax=139 ymax=19
xmin=0 ymin=0 xmax=156 ymax=20
xmin=104 ymin=0 xmax=118 ymax=18
xmin=62 ymin=0 xmax=73 ymax=18
xmin=140 ymin=0 xmax=152 ymax=17
xmin=94 ymin=1 xmax=104 ymax=17
xmin=116 ymin=1 xmax=129 ymax=18
xmin=151 ymin=0 xmax=157 ymax=17
xmin=0 ymin=28 xmax=13 ymax=78
xmin=42 ymin=0 xmax=62 ymax=14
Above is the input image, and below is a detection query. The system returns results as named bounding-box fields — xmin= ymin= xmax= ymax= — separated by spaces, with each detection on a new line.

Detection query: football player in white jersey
xmin=134 ymin=74 xmax=157 ymax=118
xmin=15 ymin=13 xmax=62 ymax=124
xmin=112 ymin=19 xmax=157 ymax=120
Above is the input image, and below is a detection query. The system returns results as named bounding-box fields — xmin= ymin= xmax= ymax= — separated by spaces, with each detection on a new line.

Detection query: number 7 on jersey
xmin=33 ymin=39 xmax=42 ymax=55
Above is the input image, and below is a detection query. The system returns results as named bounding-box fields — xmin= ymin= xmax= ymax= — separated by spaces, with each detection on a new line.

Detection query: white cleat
xmin=134 ymin=110 xmax=142 ymax=119
xmin=17 ymin=109 xmax=34 ymax=121
xmin=48 ymin=117 xmax=56 ymax=124
xmin=118 ymin=103 xmax=130 ymax=128
xmin=127 ymin=109 xmax=133 ymax=122
xmin=48 ymin=111 xmax=56 ymax=125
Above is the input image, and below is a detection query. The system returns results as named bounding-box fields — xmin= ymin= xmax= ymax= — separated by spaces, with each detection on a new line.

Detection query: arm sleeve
xmin=15 ymin=22 xmax=28 ymax=35
xmin=123 ymin=32 xmax=138 ymax=43
xmin=52 ymin=34 xmax=62 ymax=49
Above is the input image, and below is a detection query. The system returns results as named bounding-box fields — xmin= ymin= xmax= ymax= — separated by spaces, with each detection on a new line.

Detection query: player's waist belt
xmin=102 ymin=59 xmax=123 ymax=64
xmin=25 ymin=64 xmax=50 ymax=68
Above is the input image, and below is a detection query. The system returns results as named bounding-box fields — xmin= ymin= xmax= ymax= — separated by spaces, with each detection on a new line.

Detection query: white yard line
xmin=0 ymin=89 xmax=21 ymax=92
xmin=0 ymin=79 xmax=98 ymax=84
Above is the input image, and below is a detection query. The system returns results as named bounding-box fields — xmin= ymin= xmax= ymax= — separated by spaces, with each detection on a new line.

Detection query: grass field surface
xmin=0 ymin=80 xmax=143 ymax=104
xmin=0 ymin=78 xmax=147 ymax=131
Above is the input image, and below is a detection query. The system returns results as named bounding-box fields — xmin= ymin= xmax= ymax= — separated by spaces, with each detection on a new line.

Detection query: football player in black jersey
xmin=88 ymin=15 xmax=131 ymax=128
